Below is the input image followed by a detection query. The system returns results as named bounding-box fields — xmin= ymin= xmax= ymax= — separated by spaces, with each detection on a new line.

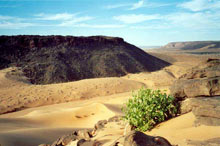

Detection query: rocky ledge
xmin=171 ymin=58 xmax=220 ymax=127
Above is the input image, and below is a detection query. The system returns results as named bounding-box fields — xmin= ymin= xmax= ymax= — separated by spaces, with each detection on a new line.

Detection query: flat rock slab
xmin=171 ymin=77 xmax=220 ymax=99
xmin=186 ymin=137 xmax=220 ymax=146
xmin=170 ymin=59 xmax=220 ymax=99
xmin=180 ymin=97 xmax=220 ymax=126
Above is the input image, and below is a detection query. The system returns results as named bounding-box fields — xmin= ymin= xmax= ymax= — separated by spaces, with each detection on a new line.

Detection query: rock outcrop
xmin=170 ymin=59 xmax=220 ymax=126
xmin=124 ymin=131 xmax=172 ymax=146
xmin=40 ymin=116 xmax=173 ymax=146
xmin=186 ymin=137 xmax=220 ymax=146
xmin=160 ymin=41 xmax=220 ymax=50
xmin=0 ymin=35 xmax=170 ymax=84
xmin=180 ymin=97 xmax=220 ymax=126
xmin=171 ymin=59 xmax=220 ymax=99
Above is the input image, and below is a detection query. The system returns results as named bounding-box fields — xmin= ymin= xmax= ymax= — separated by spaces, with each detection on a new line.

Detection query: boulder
xmin=77 ymin=129 xmax=92 ymax=140
xmin=180 ymin=97 xmax=220 ymax=126
xmin=77 ymin=139 xmax=100 ymax=146
xmin=108 ymin=116 xmax=122 ymax=122
xmin=124 ymin=131 xmax=172 ymax=146
xmin=180 ymin=58 xmax=220 ymax=79
xmin=186 ymin=137 xmax=220 ymax=146
xmin=38 ymin=144 xmax=50 ymax=146
xmin=94 ymin=120 xmax=108 ymax=131
xmin=171 ymin=59 xmax=220 ymax=99
xmin=180 ymin=97 xmax=220 ymax=114
xmin=171 ymin=77 xmax=220 ymax=99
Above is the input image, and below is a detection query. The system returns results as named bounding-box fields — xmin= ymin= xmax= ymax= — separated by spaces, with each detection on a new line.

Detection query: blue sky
xmin=0 ymin=0 xmax=220 ymax=46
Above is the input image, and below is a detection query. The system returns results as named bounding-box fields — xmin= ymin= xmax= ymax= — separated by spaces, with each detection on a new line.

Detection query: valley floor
xmin=0 ymin=52 xmax=219 ymax=146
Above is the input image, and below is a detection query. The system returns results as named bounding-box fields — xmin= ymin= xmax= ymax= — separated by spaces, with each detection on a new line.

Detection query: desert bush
xmin=122 ymin=88 xmax=178 ymax=132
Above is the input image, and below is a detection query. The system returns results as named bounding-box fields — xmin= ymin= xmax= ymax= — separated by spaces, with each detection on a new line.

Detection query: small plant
xmin=122 ymin=88 xmax=178 ymax=132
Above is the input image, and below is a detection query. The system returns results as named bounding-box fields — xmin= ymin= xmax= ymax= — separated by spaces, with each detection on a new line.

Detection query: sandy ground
xmin=0 ymin=53 xmax=219 ymax=146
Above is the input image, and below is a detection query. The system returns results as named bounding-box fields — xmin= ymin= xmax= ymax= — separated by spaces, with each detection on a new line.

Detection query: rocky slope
xmin=160 ymin=41 xmax=220 ymax=51
xmin=0 ymin=35 xmax=170 ymax=84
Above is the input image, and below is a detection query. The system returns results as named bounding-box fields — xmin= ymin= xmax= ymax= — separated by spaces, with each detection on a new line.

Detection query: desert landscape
xmin=0 ymin=35 xmax=219 ymax=146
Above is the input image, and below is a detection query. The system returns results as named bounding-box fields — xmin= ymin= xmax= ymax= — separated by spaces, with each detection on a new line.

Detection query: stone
xmin=108 ymin=116 xmax=122 ymax=122
xmin=171 ymin=77 xmax=220 ymax=99
xmin=38 ymin=144 xmax=50 ymax=146
xmin=171 ymin=59 xmax=220 ymax=99
xmin=124 ymin=131 xmax=172 ymax=146
xmin=77 ymin=139 xmax=100 ymax=146
xmin=186 ymin=137 xmax=220 ymax=146
xmin=180 ymin=97 xmax=220 ymax=126
xmin=50 ymin=131 xmax=78 ymax=146
xmin=77 ymin=129 xmax=92 ymax=140
xmin=180 ymin=97 xmax=220 ymax=114
xmin=94 ymin=120 xmax=108 ymax=131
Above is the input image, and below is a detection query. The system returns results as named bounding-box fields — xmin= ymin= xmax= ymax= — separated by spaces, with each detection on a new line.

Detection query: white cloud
xmin=0 ymin=15 xmax=33 ymax=29
xmin=58 ymin=16 xmax=94 ymax=26
xmin=179 ymin=0 xmax=220 ymax=12
xmin=72 ymin=23 xmax=125 ymax=29
xmin=104 ymin=0 xmax=170 ymax=10
xmin=104 ymin=3 xmax=130 ymax=9
xmin=0 ymin=21 xmax=34 ymax=29
xmin=35 ymin=13 xmax=77 ymax=20
xmin=129 ymin=0 xmax=144 ymax=10
xmin=166 ymin=11 xmax=220 ymax=29
xmin=113 ymin=14 xmax=160 ymax=24
xmin=35 ymin=13 xmax=94 ymax=26
xmin=0 ymin=15 xmax=14 ymax=20
xmin=130 ymin=24 xmax=171 ymax=30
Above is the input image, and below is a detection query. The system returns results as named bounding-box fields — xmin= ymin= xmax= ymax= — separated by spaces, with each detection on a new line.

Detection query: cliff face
xmin=0 ymin=35 xmax=170 ymax=84
xmin=161 ymin=41 xmax=220 ymax=50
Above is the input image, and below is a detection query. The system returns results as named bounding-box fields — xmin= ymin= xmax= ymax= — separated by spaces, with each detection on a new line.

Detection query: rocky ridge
xmin=0 ymin=35 xmax=170 ymax=84
xmin=160 ymin=41 xmax=220 ymax=51
xmin=171 ymin=58 xmax=220 ymax=127
xmin=39 ymin=116 xmax=173 ymax=146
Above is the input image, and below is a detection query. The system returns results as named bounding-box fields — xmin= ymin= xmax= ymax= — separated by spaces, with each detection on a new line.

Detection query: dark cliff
xmin=0 ymin=35 xmax=170 ymax=84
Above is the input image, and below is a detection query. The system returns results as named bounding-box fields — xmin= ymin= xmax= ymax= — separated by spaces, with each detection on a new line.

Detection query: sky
xmin=0 ymin=0 xmax=220 ymax=46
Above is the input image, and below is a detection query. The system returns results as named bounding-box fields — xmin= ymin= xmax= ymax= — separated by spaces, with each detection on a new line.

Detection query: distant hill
xmin=139 ymin=46 xmax=161 ymax=49
xmin=160 ymin=41 xmax=220 ymax=51
xmin=0 ymin=35 xmax=170 ymax=84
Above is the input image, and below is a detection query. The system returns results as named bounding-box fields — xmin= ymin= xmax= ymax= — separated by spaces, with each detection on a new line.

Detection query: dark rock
xmin=124 ymin=131 xmax=172 ymax=146
xmin=50 ymin=131 xmax=78 ymax=146
xmin=108 ymin=116 xmax=122 ymax=122
xmin=77 ymin=139 xmax=100 ymax=146
xmin=38 ymin=144 xmax=50 ymax=146
xmin=94 ymin=120 xmax=108 ymax=131
xmin=77 ymin=129 xmax=92 ymax=140
xmin=57 ymin=134 xmax=77 ymax=145
xmin=77 ymin=139 xmax=87 ymax=146
xmin=0 ymin=35 xmax=170 ymax=84
xmin=186 ymin=137 xmax=220 ymax=146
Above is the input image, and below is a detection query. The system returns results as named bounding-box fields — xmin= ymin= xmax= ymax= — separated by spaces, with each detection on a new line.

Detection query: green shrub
xmin=122 ymin=88 xmax=178 ymax=132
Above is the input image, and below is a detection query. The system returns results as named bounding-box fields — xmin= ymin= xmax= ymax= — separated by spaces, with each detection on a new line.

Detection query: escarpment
xmin=0 ymin=35 xmax=170 ymax=84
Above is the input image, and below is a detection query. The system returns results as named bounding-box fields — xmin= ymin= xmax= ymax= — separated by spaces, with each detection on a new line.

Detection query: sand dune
xmin=0 ymin=102 xmax=116 ymax=146
xmin=0 ymin=67 xmax=145 ymax=114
